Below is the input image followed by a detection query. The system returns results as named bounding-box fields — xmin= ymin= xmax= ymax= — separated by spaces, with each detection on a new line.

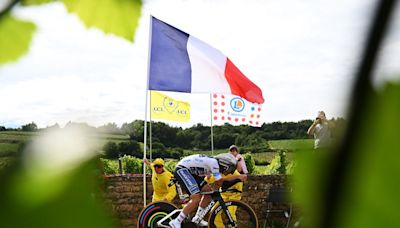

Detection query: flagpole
xmin=143 ymin=93 xmax=148 ymax=207
xmin=143 ymin=15 xmax=153 ymax=207
xmin=210 ymin=94 xmax=214 ymax=155
xmin=149 ymin=92 xmax=152 ymax=161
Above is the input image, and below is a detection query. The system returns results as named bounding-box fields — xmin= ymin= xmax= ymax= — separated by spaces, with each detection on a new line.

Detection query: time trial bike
xmin=137 ymin=178 xmax=258 ymax=228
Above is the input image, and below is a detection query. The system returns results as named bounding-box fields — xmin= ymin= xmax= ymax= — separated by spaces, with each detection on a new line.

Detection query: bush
xmin=244 ymin=153 xmax=255 ymax=174
xmin=240 ymin=144 xmax=272 ymax=154
xmin=277 ymin=150 xmax=287 ymax=174
xmin=264 ymin=150 xmax=287 ymax=175
xmin=122 ymin=155 xmax=143 ymax=174
xmin=168 ymin=147 xmax=184 ymax=159
xmin=100 ymin=158 xmax=118 ymax=175
xmin=164 ymin=160 xmax=177 ymax=173
xmin=286 ymin=161 xmax=295 ymax=175
xmin=152 ymin=142 xmax=175 ymax=158
xmin=265 ymin=154 xmax=281 ymax=174
xmin=254 ymin=160 xmax=270 ymax=166
xmin=103 ymin=142 xmax=119 ymax=159
xmin=118 ymin=140 xmax=141 ymax=157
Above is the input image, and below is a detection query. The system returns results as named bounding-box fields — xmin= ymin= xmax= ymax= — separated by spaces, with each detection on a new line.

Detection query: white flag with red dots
xmin=211 ymin=93 xmax=263 ymax=127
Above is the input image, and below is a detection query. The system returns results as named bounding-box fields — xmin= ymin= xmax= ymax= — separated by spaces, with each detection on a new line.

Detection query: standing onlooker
xmin=229 ymin=145 xmax=248 ymax=175
xmin=144 ymin=158 xmax=176 ymax=202
xmin=307 ymin=111 xmax=332 ymax=149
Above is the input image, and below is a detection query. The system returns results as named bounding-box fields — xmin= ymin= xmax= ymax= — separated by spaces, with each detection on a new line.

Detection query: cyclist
xmin=144 ymin=158 xmax=177 ymax=202
xmin=169 ymin=153 xmax=246 ymax=228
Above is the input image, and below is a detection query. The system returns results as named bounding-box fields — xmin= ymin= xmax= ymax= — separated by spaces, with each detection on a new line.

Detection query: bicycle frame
xmin=156 ymin=208 xmax=182 ymax=228
xmin=157 ymin=181 xmax=238 ymax=227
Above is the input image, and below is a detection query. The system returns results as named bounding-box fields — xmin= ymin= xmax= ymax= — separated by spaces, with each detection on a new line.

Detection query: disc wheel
xmin=137 ymin=201 xmax=178 ymax=228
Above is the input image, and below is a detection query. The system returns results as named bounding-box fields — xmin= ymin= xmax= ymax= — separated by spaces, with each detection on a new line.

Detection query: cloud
xmin=1 ymin=0 xmax=398 ymax=128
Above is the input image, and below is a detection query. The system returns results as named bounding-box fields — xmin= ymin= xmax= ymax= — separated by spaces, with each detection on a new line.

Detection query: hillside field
xmin=0 ymin=131 xmax=314 ymax=171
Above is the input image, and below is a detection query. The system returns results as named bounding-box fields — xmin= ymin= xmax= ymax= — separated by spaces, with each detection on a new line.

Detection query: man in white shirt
xmin=307 ymin=111 xmax=332 ymax=149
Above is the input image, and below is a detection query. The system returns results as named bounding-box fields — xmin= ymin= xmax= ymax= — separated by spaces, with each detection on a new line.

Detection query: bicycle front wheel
xmin=137 ymin=201 xmax=178 ymax=228
xmin=208 ymin=200 xmax=258 ymax=228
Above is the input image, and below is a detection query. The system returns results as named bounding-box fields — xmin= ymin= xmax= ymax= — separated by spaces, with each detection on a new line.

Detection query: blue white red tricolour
xmin=148 ymin=16 xmax=264 ymax=104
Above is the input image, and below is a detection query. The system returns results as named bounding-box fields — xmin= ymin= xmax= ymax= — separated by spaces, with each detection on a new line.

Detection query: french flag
xmin=148 ymin=16 xmax=264 ymax=104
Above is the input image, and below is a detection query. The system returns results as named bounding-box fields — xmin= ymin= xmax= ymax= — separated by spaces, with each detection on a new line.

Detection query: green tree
xmin=213 ymin=132 xmax=236 ymax=149
xmin=118 ymin=141 xmax=141 ymax=157
xmin=151 ymin=142 xmax=168 ymax=158
xmin=129 ymin=120 xmax=144 ymax=142
xmin=21 ymin=122 xmax=37 ymax=131
xmin=103 ymin=141 xmax=118 ymax=159
xmin=97 ymin=123 xmax=121 ymax=134
xmin=151 ymin=122 xmax=178 ymax=147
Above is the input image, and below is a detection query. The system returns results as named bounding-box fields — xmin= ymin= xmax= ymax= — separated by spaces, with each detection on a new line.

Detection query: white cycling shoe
xmin=169 ymin=219 xmax=181 ymax=228
xmin=192 ymin=216 xmax=208 ymax=227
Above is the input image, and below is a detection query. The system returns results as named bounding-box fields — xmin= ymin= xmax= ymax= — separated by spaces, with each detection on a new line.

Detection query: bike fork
xmin=218 ymin=199 xmax=237 ymax=227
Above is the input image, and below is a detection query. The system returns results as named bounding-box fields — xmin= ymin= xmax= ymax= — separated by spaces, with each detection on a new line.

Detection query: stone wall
xmin=103 ymin=174 xmax=288 ymax=227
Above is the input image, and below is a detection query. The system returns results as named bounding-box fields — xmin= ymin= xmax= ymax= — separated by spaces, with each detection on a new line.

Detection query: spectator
xmin=307 ymin=111 xmax=332 ymax=149
xmin=229 ymin=145 xmax=248 ymax=175
xmin=144 ymin=158 xmax=176 ymax=202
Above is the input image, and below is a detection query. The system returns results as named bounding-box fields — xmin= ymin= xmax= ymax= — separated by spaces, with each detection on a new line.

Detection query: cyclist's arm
xmin=214 ymin=174 xmax=246 ymax=187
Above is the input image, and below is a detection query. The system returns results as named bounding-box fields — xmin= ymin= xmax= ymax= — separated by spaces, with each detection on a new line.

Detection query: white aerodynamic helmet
xmin=214 ymin=153 xmax=237 ymax=174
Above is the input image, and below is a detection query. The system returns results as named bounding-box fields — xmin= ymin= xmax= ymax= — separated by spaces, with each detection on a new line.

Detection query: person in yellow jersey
xmin=205 ymin=156 xmax=244 ymax=227
xmin=144 ymin=158 xmax=177 ymax=202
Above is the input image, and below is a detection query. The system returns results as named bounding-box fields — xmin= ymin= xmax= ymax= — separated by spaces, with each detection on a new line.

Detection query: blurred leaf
xmin=21 ymin=0 xmax=55 ymax=5
xmin=292 ymin=148 xmax=331 ymax=227
xmin=0 ymin=159 xmax=116 ymax=228
xmin=293 ymin=82 xmax=400 ymax=228
xmin=334 ymin=83 xmax=400 ymax=228
xmin=0 ymin=14 xmax=36 ymax=64
xmin=61 ymin=0 xmax=142 ymax=41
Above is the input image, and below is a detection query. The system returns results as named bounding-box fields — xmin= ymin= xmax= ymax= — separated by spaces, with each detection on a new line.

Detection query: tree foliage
xmin=115 ymin=119 xmax=343 ymax=153
xmin=21 ymin=122 xmax=38 ymax=131
xmin=0 ymin=0 xmax=142 ymax=64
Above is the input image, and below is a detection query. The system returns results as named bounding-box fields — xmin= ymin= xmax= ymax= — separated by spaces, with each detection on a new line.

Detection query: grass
xmin=0 ymin=130 xmax=313 ymax=174
xmin=183 ymin=149 xmax=226 ymax=156
xmin=0 ymin=157 xmax=16 ymax=170
xmin=0 ymin=143 xmax=20 ymax=156
xmin=0 ymin=131 xmax=38 ymax=143
xmin=269 ymin=139 xmax=313 ymax=151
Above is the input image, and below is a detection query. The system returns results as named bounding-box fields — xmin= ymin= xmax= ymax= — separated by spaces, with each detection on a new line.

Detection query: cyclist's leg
xmin=170 ymin=167 xmax=202 ymax=226
xmin=192 ymin=176 xmax=212 ymax=224
xmin=199 ymin=183 xmax=212 ymax=207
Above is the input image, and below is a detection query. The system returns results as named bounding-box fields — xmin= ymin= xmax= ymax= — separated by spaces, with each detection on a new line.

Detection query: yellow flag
xmin=151 ymin=91 xmax=190 ymax=122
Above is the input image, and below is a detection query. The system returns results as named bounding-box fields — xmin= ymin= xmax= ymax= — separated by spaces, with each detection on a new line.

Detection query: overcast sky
xmin=0 ymin=0 xmax=399 ymax=129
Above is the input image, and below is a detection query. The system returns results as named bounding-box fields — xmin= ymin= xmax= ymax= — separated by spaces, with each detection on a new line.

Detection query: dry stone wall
xmin=103 ymin=174 xmax=288 ymax=227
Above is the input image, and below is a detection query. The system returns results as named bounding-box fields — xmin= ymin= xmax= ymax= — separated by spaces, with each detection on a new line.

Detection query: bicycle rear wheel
xmin=137 ymin=201 xmax=178 ymax=228
xmin=208 ymin=200 xmax=258 ymax=228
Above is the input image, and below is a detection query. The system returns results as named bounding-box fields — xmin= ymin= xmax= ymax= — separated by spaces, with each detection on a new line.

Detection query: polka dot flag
xmin=211 ymin=93 xmax=263 ymax=127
